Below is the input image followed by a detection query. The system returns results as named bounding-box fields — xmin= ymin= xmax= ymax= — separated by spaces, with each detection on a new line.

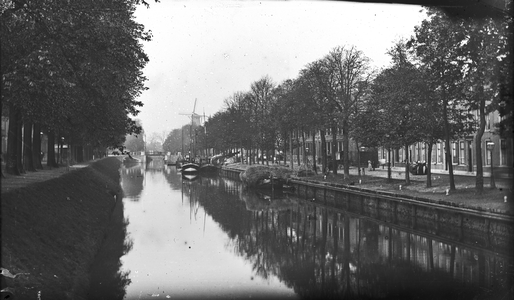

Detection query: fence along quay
xmin=219 ymin=166 xmax=513 ymax=257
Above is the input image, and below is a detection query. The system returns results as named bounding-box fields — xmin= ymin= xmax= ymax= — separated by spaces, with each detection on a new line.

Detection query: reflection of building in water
xmin=222 ymin=178 xmax=241 ymax=195
xmin=264 ymin=200 xmax=509 ymax=297
xmin=204 ymin=177 xmax=511 ymax=299
xmin=120 ymin=165 xmax=144 ymax=199
xmin=145 ymin=159 xmax=165 ymax=172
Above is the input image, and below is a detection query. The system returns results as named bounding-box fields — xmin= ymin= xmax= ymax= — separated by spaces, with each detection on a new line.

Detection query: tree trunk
xmin=320 ymin=129 xmax=327 ymax=174
xmin=289 ymin=131 xmax=293 ymax=169
xmin=405 ymin=143 xmax=410 ymax=185
xmin=77 ymin=145 xmax=84 ymax=162
xmin=47 ymin=130 xmax=58 ymax=168
xmin=442 ymin=96 xmax=456 ymax=190
xmin=59 ymin=135 xmax=64 ymax=164
xmin=387 ymin=148 xmax=392 ymax=182
xmin=301 ymin=130 xmax=306 ymax=165
xmin=32 ymin=123 xmax=43 ymax=169
xmin=475 ymin=90 xmax=486 ymax=193
xmin=356 ymin=141 xmax=361 ymax=176
xmin=331 ymin=125 xmax=338 ymax=175
xmin=295 ymin=130 xmax=300 ymax=167
xmin=16 ymin=110 xmax=25 ymax=174
xmin=426 ymin=142 xmax=433 ymax=188
xmin=6 ymin=104 xmax=21 ymax=175
xmin=23 ymin=120 xmax=36 ymax=172
xmin=311 ymin=130 xmax=317 ymax=174
xmin=342 ymin=119 xmax=350 ymax=179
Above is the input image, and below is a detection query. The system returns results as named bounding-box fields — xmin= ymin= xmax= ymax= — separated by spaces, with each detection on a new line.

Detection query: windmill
xmin=178 ymin=99 xmax=201 ymax=168
xmin=179 ymin=98 xmax=201 ymax=127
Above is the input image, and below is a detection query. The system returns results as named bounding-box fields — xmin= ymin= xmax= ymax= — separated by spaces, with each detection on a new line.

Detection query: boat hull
xmin=199 ymin=164 xmax=219 ymax=175
xmin=181 ymin=162 xmax=200 ymax=174
xmin=182 ymin=173 xmax=199 ymax=181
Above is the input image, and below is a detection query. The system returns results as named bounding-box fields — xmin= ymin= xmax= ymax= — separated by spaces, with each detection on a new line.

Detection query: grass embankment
xmin=1 ymin=157 xmax=122 ymax=300
xmin=226 ymin=163 xmax=513 ymax=214
xmin=312 ymin=172 xmax=512 ymax=214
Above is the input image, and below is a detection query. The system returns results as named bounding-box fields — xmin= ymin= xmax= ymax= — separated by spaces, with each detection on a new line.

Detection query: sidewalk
xmin=372 ymin=165 xmax=512 ymax=178
xmin=365 ymin=166 xmax=511 ymax=189
xmin=1 ymin=162 xmax=93 ymax=194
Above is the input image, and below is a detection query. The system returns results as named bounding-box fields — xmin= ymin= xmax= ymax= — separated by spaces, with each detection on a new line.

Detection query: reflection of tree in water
xmin=195 ymin=177 xmax=512 ymax=300
xmin=162 ymin=165 xmax=184 ymax=191
xmin=87 ymin=198 xmax=133 ymax=300
xmin=120 ymin=165 xmax=144 ymax=199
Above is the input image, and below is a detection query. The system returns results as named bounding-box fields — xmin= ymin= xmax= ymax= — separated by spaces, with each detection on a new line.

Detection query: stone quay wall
xmin=219 ymin=166 xmax=513 ymax=256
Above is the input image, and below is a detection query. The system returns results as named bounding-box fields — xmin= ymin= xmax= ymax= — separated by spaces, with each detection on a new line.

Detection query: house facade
xmin=298 ymin=109 xmax=512 ymax=177
xmin=302 ymin=128 xmax=379 ymax=169
xmin=376 ymin=110 xmax=513 ymax=177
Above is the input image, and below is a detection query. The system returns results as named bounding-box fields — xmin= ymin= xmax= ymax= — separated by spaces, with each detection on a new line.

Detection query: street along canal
xmin=90 ymin=161 xmax=512 ymax=300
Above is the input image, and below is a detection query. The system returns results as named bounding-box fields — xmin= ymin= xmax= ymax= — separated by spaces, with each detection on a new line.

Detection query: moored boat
xmin=199 ymin=163 xmax=218 ymax=175
xmin=181 ymin=162 xmax=200 ymax=174
xmin=240 ymin=165 xmax=294 ymax=191
xmin=182 ymin=173 xmax=199 ymax=181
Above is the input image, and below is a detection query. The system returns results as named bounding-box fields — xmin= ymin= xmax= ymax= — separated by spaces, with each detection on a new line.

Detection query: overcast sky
xmin=134 ymin=0 xmax=427 ymax=137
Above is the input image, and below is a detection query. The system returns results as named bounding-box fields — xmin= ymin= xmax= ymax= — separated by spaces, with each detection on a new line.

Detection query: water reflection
xmin=163 ymin=165 xmax=183 ymax=190
xmin=117 ymin=166 xmax=512 ymax=300
xmin=88 ymin=194 xmax=133 ymax=300
xmin=119 ymin=166 xmax=296 ymax=300
xmin=120 ymin=164 xmax=145 ymax=199
xmin=194 ymin=177 xmax=513 ymax=300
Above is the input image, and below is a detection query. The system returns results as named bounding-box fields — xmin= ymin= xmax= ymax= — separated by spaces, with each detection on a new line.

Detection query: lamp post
xmin=486 ymin=140 xmax=496 ymax=188
xmin=384 ymin=134 xmax=392 ymax=182
xmin=360 ymin=146 xmax=366 ymax=176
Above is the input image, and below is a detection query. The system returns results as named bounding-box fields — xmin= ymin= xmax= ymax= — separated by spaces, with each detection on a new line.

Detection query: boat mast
xmin=190 ymin=98 xmax=197 ymax=162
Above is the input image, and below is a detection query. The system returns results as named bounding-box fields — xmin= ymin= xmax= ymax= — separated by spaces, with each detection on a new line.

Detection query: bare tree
xmin=324 ymin=46 xmax=372 ymax=179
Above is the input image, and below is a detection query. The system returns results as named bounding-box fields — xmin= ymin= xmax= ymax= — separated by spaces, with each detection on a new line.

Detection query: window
xmin=485 ymin=142 xmax=492 ymax=166
xmin=437 ymin=143 xmax=441 ymax=163
xmin=452 ymin=142 xmax=458 ymax=164
xmin=500 ymin=139 xmax=507 ymax=166
xmin=460 ymin=142 xmax=466 ymax=164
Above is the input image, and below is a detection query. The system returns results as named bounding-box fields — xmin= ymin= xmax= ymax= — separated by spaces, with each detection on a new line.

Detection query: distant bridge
xmin=146 ymin=151 xmax=165 ymax=156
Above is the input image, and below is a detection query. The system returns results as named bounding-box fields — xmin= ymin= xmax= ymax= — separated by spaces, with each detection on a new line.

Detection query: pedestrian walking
xmin=368 ymin=160 xmax=372 ymax=171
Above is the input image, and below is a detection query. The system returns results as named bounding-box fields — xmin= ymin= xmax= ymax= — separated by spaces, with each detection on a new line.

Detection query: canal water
xmin=89 ymin=161 xmax=512 ymax=300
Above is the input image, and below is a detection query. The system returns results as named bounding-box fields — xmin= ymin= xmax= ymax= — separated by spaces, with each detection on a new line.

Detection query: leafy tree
xmin=249 ymin=76 xmax=276 ymax=165
xmin=124 ymin=134 xmax=142 ymax=153
xmin=496 ymin=7 xmax=513 ymax=141
xmin=410 ymin=8 xmax=471 ymax=191
xmin=324 ymin=46 xmax=372 ymax=179
xmin=163 ymin=128 xmax=184 ymax=155
xmin=223 ymin=91 xmax=255 ymax=162
xmin=370 ymin=42 xmax=429 ymax=184
xmin=1 ymin=0 xmax=149 ymax=173
xmin=271 ymin=80 xmax=297 ymax=165
xmin=458 ymin=15 xmax=508 ymax=192
xmin=296 ymin=60 xmax=338 ymax=174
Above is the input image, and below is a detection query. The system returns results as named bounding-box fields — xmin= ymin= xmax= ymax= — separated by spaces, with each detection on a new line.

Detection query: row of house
xmin=300 ymin=110 xmax=512 ymax=177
